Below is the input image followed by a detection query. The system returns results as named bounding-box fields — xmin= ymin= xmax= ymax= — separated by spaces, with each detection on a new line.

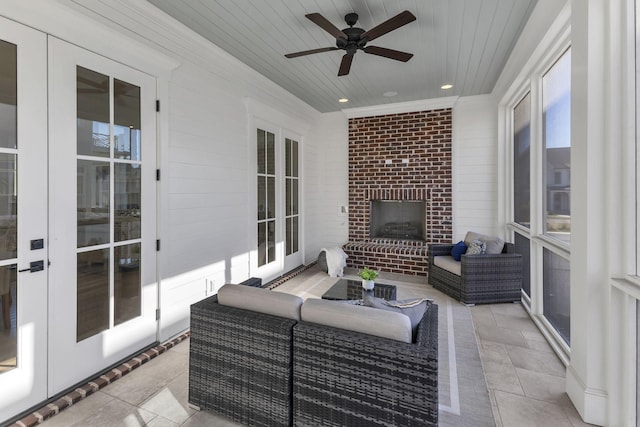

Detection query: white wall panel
xmin=304 ymin=111 xmax=349 ymax=264
xmin=452 ymin=95 xmax=499 ymax=242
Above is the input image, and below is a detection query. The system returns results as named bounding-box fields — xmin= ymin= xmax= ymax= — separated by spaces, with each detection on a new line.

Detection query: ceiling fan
xmin=285 ymin=11 xmax=416 ymax=76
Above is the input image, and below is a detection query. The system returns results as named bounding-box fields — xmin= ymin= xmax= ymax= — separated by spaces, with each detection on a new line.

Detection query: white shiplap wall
xmin=0 ymin=0 xmax=339 ymax=340
xmin=304 ymin=111 xmax=349 ymax=264
xmin=452 ymin=95 xmax=499 ymax=242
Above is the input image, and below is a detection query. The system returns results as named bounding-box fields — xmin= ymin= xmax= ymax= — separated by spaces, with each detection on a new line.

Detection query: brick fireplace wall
xmin=344 ymin=108 xmax=453 ymax=276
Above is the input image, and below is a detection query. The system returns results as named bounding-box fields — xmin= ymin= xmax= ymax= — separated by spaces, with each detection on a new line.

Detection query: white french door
xmin=48 ymin=37 xmax=158 ymax=393
xmin=0 ymin=18 xmax=48 ymax=422
xmin=282 ymin=133 xmax=302 ymax=272
xmin=253 ymin=122 xmax=302 ymax=280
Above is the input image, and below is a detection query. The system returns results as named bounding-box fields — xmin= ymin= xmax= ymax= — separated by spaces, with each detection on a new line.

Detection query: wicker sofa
xmin=189 ymin=284 xmax=439 ymax=427
xmin=189 ymin=287 xmax=301 ymax=426
xmin=428 ymin=232 xmax=522 ymax=304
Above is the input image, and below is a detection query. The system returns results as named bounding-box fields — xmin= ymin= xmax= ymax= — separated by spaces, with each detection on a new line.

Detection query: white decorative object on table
xmin=362 ymin=280 xmax=375 ymax=290
xmin=358 ymin=268 xmax=379 ymax=290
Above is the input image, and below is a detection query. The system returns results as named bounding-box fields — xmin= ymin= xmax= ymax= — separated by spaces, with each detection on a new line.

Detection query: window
xmin=257 ymin=128 xmax=276 ymax=267
xmin=507 ymin=46 xmax=571 ymax=349
xmin=543 ymin=248 xmax=570 ymax=344
xmin=542 ymin=49 xmax=571 ymax=243
xmin=514 ymin=93 xmax=531 ymax=228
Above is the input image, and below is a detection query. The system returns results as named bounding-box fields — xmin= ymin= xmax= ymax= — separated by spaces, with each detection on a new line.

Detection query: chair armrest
xmin=428 ymin=244 xmax=454 ymax=260
xmin=460 ymin=253 xmax=522 ymax=281
xmin=460 ymin=252 xmax=522 ymax=268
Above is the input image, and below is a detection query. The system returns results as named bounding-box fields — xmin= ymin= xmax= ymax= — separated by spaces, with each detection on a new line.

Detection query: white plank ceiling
xmin=145 ymin=0 xmax=536 ymax=113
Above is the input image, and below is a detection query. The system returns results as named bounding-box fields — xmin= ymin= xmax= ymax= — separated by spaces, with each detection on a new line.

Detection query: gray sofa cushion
xmin=301 ymin=298 xmax=412 ymax=343
xmin=217 ymin=284 xmax=303 ymax=321
xmin=464 ymin=231 xmax=505 ymax=254
xmin=433 ymin=255 xmax=462 ymax=276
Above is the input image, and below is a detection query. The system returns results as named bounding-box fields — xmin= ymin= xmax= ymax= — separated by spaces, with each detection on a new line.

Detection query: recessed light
xmin=338 ymin=98 xmax=349 ymax=103
xmin=441 ymin=84 xmax=453 ymax=90
xmin=383 ymin=91 xmax=398 ymax=97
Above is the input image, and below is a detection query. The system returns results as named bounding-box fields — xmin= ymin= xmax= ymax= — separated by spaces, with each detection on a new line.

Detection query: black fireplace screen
xmin=369 ymin=200 xmax=426 ymax=241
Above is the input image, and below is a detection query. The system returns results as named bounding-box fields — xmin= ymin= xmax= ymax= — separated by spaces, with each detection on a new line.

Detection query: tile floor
xmin=35 ymin=280 xmax=593 ymax=426
xmin=470 ymin=303 xmax=593 ymax=426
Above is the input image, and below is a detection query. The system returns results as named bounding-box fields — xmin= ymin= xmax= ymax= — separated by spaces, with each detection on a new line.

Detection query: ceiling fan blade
xmin=338 ymin=53 xmax=354 ymax=76
xmin=306 ymin=13 xmax=347 ymax=40
xmin=360 ymin=10 xmax=416 ymax=42
xmin=363 ymin=46 xmax=413 ymax=62
xmin=285 ymin=46 xmax=339 ymax=59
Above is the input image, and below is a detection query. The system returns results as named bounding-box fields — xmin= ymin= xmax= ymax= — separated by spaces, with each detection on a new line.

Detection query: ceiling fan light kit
xmin=285 ymin=10 xmax=416 ymax=76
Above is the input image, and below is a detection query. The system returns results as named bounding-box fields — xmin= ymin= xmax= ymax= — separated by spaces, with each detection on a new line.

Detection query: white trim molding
xmin=342 ymin=96 xmax=458 ymax=118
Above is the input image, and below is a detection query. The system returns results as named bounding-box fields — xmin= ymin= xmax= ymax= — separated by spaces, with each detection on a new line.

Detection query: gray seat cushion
xmin=433 ymin=255 xmax=462 ymax=276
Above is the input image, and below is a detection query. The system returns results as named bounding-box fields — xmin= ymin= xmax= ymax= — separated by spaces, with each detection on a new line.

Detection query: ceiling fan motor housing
xmin=337 ymin=27 xmax=367 ymax=52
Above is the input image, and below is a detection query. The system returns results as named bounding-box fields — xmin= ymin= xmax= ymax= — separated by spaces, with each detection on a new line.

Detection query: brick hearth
xmin=344 ymin=108 xmax=453 ymax=276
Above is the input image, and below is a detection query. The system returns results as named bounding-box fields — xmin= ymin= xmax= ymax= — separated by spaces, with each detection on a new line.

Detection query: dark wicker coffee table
xmin=322 ymin=279 xmax=397 ymax=301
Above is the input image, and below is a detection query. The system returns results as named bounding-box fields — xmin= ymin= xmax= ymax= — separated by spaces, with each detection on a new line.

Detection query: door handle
xmin=19 ymin=260 xmax=44 ymax=273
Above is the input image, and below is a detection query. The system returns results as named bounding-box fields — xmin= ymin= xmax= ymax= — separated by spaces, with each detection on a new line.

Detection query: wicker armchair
xmin=292 ymin=303 xmax=438 ymax=427
xmin=428 ymin=242 xmax=522 ymax=304
xmin=189 ymin=295 xmax=297 ymax=427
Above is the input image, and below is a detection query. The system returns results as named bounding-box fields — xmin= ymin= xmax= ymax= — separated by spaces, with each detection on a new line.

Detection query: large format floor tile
xmin=34 ymin=268 xmax=589 ymax=426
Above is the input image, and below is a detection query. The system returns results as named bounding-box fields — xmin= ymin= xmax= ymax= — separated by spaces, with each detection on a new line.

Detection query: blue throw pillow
xmin=451 ymin=241 xmax=467 ymax=261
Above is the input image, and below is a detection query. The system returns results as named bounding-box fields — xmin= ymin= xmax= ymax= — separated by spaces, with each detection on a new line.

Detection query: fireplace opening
xmin=369 ymin=200 xmax=426 ymax=241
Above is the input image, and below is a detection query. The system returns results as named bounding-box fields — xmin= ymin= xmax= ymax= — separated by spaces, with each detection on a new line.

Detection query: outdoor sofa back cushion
xmin=301 ymin=298 xmax=412 ymax=343
xmin=217 ymin=284 xmax=303 ymax=321
xmin=464 ymin=231 xmax=505 ymax=254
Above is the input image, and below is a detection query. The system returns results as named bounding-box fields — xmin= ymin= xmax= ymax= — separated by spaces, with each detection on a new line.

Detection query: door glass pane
xmin=514 ymin=233 xmax=530 ymax=297
xmin=77 ymin=160 xmax=110 ymax=247
xmin=285 ymin=138 xmax=291 ymax=176
xmin=286 ymin=179 xmax=292 ymax=216
xmin=257 ymin=129 xmax=265 ymax=174
xmin=115 ymin=163 xmax=141 ymax=242
xmin=258 ymin=222 xmax=266 ymax=266
xmin=0 ymin=154 xmax=17 ymax=259
xmin=257 ymin=176 xmax=265 ymax=221
xmin=267 ymin=177 xmax=275 ymax=219
xmin=77 ymin=66 xmax=109 ymax=157
xmin=114 ymin=243 xmax=140 ymax=325
xmin=513 ymin=93 xmax=530 ymax=227
xmin=77 ymin=249 xmax=109 ymax=341
xmin=114 ymin=79 xmax=141 ymax=160
xmin=0 ymin=264 xmax=16 ymax=373
xmin=266 ymin=132 xmax=275 ymax=175
xmin=292 ymin=179 xmax=298 ymax=214
xmin=543 ymin=49 xmax=571 ymax=243
xmin=292 ymin=140 xmax=298 ymax=177
xmin=267 ymin=220 xmax=275 ymax=263
xmin=292 ymin=216 xmax=299 ymax=253
xmin=543 ymin=248 xmax=570 ymax=344
xmin=0 ymin=40 xmax=17 ymax=150
xmin=286 ymin=217 xmax=292 ymax=255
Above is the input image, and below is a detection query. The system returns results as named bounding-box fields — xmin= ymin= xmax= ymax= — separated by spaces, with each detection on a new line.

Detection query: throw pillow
xmin=363 ymin=293 xmax=429 ymax=340
xmin=465 ymin=239 xmax=486 ymax=255
xmin=464 ymin=231 xmax=505 ymax=254
xmin=450 ymin=241 xmax=468 ymax=261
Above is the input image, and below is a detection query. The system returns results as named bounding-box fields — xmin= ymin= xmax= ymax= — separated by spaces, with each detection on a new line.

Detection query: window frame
xmin=501 ymin=29 xmax=572 ymax=361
